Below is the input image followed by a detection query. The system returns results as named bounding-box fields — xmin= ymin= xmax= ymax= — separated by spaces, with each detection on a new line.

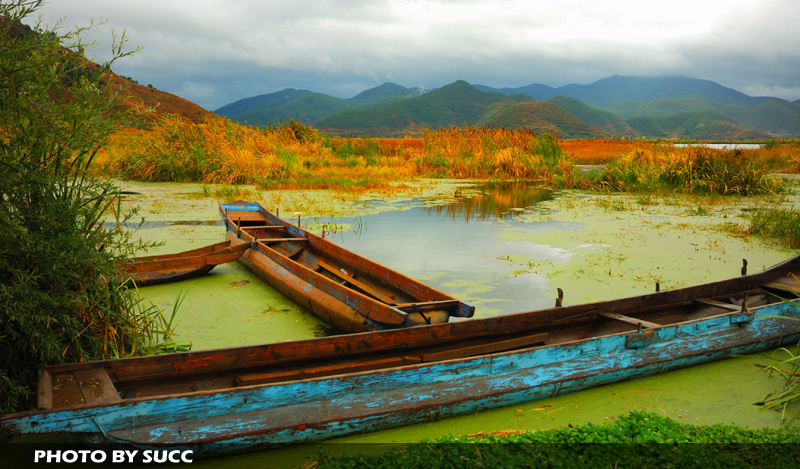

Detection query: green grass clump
xmin=311 ymin=412 xmax=800 ymax=468
xmin=597 ymin=145 xmax=785 ymax=196
xmin=747 ymin=207 xmax=800 ymax=248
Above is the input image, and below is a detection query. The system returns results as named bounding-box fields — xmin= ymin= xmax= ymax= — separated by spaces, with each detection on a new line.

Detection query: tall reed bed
xmin=598 ymin=143 xmax=786 ymax=195
xmin=414 ymin=127 xmax=581 ymax=185
xmin=105 ymin=116 xmax=414 ymax=189
xmin=105 ymin=118 xmax=797 ymax=197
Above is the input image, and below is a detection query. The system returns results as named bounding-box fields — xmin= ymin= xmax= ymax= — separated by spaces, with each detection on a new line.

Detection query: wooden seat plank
xmin=73 ymin=368 xmax=121 ymax=404
xmin=395 ymin=300 xmax=461 ymax=313
xmin=51 ymin=373 xmax=85 ymax=408
xmin=235 ymin=356 xmax=421 ymax=387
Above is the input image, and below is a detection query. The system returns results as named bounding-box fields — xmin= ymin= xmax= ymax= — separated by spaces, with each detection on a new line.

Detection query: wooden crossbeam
xmin=598 ymin=312 xmax=662 ymax=329
xmin=693 ymin=297 xmax=742 ymax=312
xmin=257 ymin=237 xmax=308 ymax=244
xmin=240 ymin=225 xmax=284 ymax=230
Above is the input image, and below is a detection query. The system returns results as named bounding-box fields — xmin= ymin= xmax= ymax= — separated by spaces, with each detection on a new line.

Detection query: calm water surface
xmin=314 ymin=183 xmax=572 ymax=316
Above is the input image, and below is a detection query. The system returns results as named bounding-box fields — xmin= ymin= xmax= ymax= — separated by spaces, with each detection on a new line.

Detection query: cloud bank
xmin=28 ymin=0 xmax=800 ymax=109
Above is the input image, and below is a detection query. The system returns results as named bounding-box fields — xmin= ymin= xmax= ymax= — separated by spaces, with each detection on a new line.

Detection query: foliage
xmin=761 ymin=343 xmax=800 ymax=426
xmin=106 ymin=115 xmax=414 ymax=188
xmin=311 ymin=412 xmax=800 ymax=468
xmin=598 ymin=144 xmax=785 ymax=195
xmin=745 ymin=207 xmax=800 ymax=248
xmin=104 ymin=117 xmax=800 ymax=198
xmin=0 ymin=1 xmax=180 ymax=414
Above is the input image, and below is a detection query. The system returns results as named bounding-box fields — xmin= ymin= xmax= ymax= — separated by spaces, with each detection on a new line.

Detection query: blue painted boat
xmin=1 ymin=253 xmax=799 ymax=455
xmin=220 ymin=201 xmax=475 ymax=332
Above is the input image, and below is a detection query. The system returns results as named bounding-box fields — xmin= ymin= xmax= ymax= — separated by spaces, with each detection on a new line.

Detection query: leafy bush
xmin=0 ymin=1 xmax=174 ymax=414
xmin=311 ymin=412 xmax=800 ymax=468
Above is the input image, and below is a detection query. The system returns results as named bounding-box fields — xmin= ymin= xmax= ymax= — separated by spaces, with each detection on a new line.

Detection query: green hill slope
xmin=627 ymin=110 xmax=771 ymax=140
xmin=215 ymin=89 xmax=354 ymax=126
xmin=480 ymin=75 xmax=768 ymax=108
xmin=480 ymin=101 xmax=616 ymax=138
xmin=732 ymin=99 xmax=800 ymax=137
xmin=348 ymin=82 xmax=425 ymax=105
xmin=317 ymin=80 xmax=529 ymax=136
xmin=547 ymin=96 xmax=633 ymax=136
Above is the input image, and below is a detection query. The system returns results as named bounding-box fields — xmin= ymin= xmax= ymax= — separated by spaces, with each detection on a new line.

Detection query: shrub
xmin=0 ymin=1 xmax=174 ymax=414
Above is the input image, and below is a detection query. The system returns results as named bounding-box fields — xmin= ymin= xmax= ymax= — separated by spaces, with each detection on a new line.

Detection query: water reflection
xmin=426 ymin=182 xmax=552 ymax=221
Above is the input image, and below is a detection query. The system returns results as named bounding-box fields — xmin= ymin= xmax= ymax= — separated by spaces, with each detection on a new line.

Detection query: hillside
xmin=626 ymin=110 xmax=771 ymax=140
xmin=7 ymin=17 xmax=211 ymax=124
xmin=317 ymin=80 xmax=529 ymax=136
xmin=113 ymin=77 xmax=213 ymax=123
xmin=547 ymin=96 xmax=633 ymax=136
xmin=216 ymin=83 xmax=426 ymax=127
xmin=480 ymin=101 xmax=616 ymax=138
xmin=215 ymin=89 xmax=356 ymax=127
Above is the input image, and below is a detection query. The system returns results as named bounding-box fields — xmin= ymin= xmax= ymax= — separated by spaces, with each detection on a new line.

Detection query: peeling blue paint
xmin=3 ymin=301 xmax=799 ymax=453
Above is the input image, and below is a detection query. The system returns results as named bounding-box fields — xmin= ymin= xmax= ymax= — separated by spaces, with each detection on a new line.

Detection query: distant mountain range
xmin=215 ymin=76 xmax=800 ymax=139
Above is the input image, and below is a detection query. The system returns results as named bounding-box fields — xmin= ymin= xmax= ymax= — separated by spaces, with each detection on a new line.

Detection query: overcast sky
xmin=24 ymin=0 xmax=800 ymax=110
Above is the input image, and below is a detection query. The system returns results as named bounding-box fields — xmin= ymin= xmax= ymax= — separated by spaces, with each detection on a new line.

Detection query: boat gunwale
xmin=3 ymin=292 xmax=796 ymax=423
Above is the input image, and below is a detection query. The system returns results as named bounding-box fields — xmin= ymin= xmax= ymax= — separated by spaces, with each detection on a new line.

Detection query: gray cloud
xmin=27 ymin=0 xmax=800 ymax=109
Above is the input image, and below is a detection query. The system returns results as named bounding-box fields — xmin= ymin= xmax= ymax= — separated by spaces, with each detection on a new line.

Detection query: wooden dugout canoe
xmin=2 ymin=253 xmax=799 ymax=455
xmin=219 ymin=201 xmax=475 ymax=332
xmin=115 ymin=241 xmax=249 ymax=287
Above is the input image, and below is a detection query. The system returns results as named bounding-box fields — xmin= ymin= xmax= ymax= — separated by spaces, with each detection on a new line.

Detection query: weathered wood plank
xmin=419 ymin=332 xmax=549 ymax=362
xmin=317 ymin=259 xmax=399 ymax=305
xmin=73 ymin=369 xmax=121 ymax=405
xmin=598 ymin=312 xmax=662 ymax=329
xmin=235 ymin=356 xmax=422 ymax=387
xmin=37 ymin=369 xmax=53 ymax=410
xmin=693 ymin=298 xmax=742 ymax=311
xmin=257 ymin=237 xmax=309 ymax=244
xmin=51 ymin=373 xmax=84 ymax=409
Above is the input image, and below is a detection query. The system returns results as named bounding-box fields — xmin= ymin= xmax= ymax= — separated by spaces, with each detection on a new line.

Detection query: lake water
xmin=112 ymin=179 xmax=798 ymax=465
xmin=673 ymin=143 xmax=764 ymax=150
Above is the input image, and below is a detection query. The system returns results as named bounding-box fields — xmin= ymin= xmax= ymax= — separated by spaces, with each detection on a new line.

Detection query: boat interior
xmin=40 ymin=267 xmax=799 ymax=410
xmin=224 ymin=206 xmax=472 ymax=322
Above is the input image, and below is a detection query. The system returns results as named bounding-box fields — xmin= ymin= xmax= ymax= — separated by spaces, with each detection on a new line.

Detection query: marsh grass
xmin=104 ymin=118 xmax=798 ymax=198
xmin=761 ymin=344 xmax=800 ymax=425
xmin=746 ymin=207 xmax=800 ymax=248
xmin=311 ymin=411 xmax=800 ymax=468
xmin=599 ymin=144 xmax=785 ymax=195
xmin=197 ymin=184 xmax=258 ymax=202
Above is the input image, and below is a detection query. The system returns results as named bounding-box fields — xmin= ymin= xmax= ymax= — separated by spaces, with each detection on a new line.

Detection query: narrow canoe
xmin=2 ymin=253 xmax=799 ymax=455
xmin=115 ymin=241 xmax=249 ymax=287
xmin=219 ymin=201 xmax=475 ymax=332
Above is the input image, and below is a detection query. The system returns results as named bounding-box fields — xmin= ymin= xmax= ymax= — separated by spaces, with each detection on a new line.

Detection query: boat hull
xmin=3 ymin=253 xmax=799 ymax=455
xmin=116 ymin=241 xmax=248 ymax=287
xmin=3 ymin=299 xmax=799 ymax=454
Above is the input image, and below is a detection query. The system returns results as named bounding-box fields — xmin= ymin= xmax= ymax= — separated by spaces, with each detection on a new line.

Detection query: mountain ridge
xmin=214 ymin=76 xmax=800 ymax=139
